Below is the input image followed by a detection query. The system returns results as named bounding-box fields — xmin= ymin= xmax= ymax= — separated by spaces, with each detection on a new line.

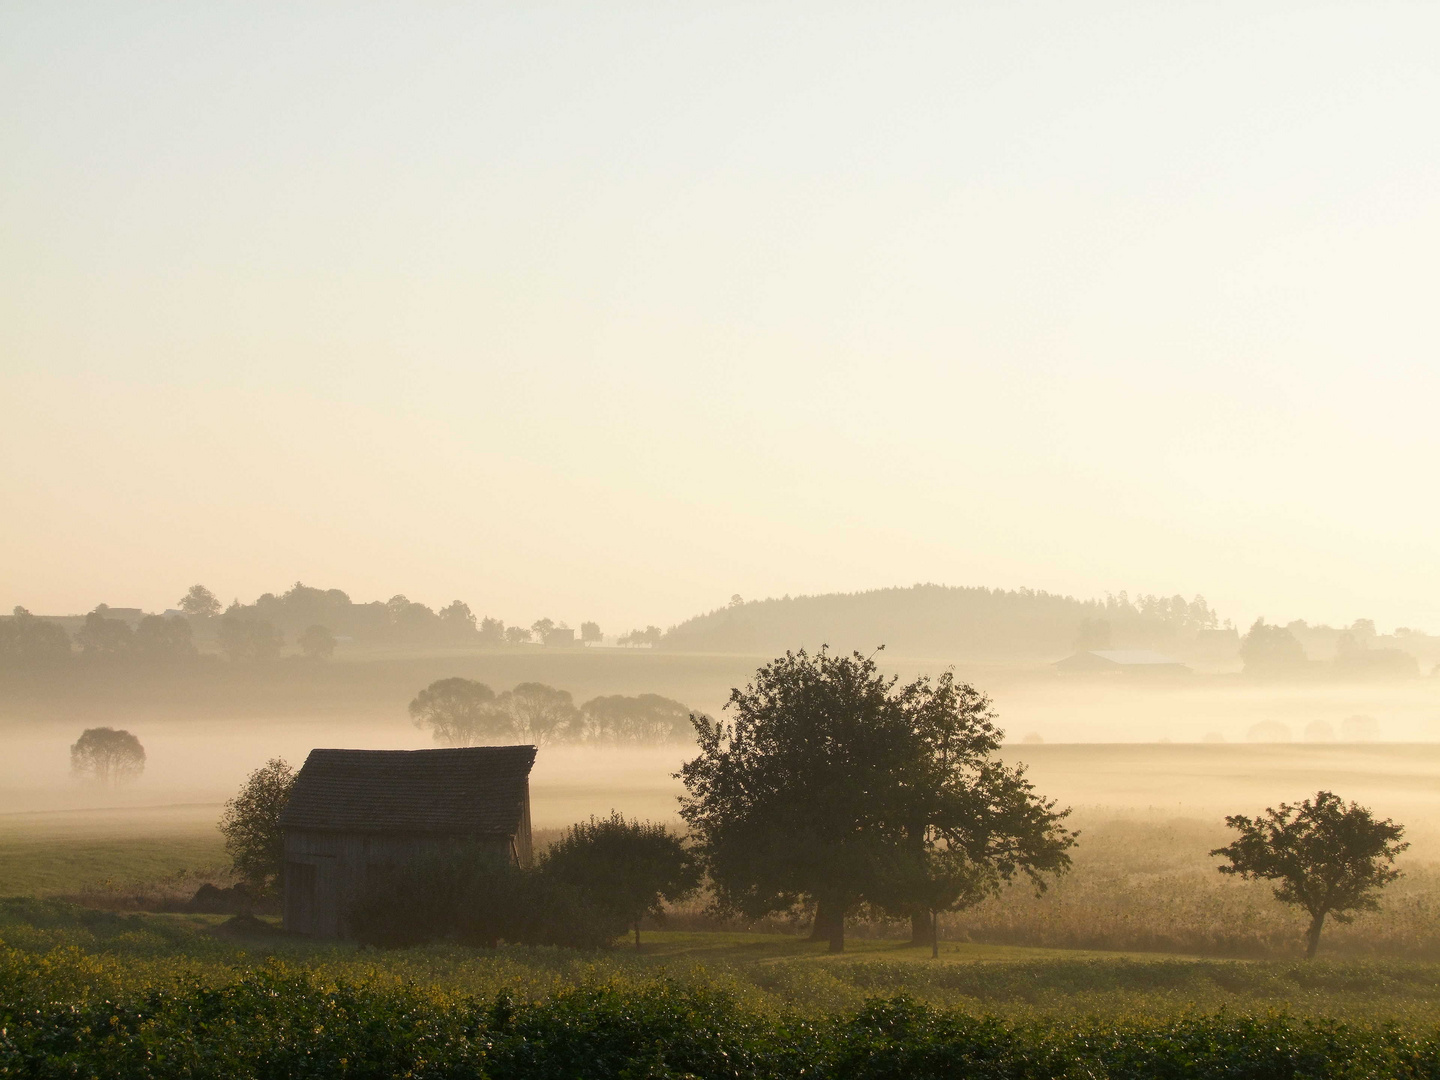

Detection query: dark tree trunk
xmin=910 ymin=911 xmax=933 ymax=947
xmin=810 ymin=900 xmax=839 ymax=942
xmin=931 ymin=910 xmax=939 ymax=960
xmin=634 ymin=922 xmax=641 ymax=950
xmin=1305 ymin=911 xmax=1326 ymax=960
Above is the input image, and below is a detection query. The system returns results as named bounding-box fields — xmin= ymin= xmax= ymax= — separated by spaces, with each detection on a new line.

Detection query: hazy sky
xmin=3 ymin=2 xmax=1437 ymax=633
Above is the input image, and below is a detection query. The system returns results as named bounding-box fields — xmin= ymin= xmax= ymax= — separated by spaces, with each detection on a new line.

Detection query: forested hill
xmin=661 ymin=585 xmax=1225 ymax=659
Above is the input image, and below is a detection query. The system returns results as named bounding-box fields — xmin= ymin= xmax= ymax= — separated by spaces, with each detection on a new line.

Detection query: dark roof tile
xmin=280 ymin=746 xmax=536 ymax=834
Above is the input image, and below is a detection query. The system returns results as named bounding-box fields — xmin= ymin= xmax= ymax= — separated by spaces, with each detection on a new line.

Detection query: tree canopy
xmin=679 ymin=648 xmax=1073 ymax=952
xmin=1212 ymin=790 xmax=1407 ymax=958
xmin=409 ymin=678 xmax=504 ymax=745
xmin=218 ymin=758 xmax=297 ymax=889
xmin=1240 ymin=619 xmax=1308 ymax=674
xmin=540 ymin=812 xmax=700 ymax=949
xmin=179 ymin=584 xmax=222 ymax=618
xmin=298 ymin=624 xmax=337 ymax=659
xmin=70 ymin=727 xmax=146 ymax=786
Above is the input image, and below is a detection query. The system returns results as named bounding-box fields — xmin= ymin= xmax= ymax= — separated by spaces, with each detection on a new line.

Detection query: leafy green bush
xmin=348 ymin=851 xmax=628 ymax=951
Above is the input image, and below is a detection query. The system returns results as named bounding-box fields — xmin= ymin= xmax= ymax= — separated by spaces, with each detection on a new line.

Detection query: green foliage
xmin=502 ymin=682 xmax=580 ymax=744
xmin=132 ymin=613 xmax=196 ymax=660
xmin=578 ymin=695 xmax=694 ymax=743
xmin=663 ymin=584 xmax=1221 ymax=656
xmin=217 ymin=613 xmax=284 ymax=661
xmin=218 ymin=758 xmax=296 ymax=888
xmin=6 ymin=933 xmax=1440 ymax=1079
xmin=297 ymin=623 xmax=337 ymax=658
xmin=410 ymin=677 xmax=504 ymax=745
xmin=1213 ymin=791 xmax=1407 ymax=959
xmin=348 ymin=848 xmax=629 ymax=951
xmin=1240 ymin=618 xmax=1309 ymax=673
xmin=178 ymin=583 xmax=222 ymax=618
xmin=69 ymin=727 xmax=145 ymax=786
xmin=680 ymin=651 xmax=1072 ymax=951
xmin=349 ymin=850 xmax=488 ymax=948
xmin=0 ymin=606 xmax=72 ymax=666
xmin=542 ymin=814 xmax=701 ymax=946
xmin=74 ymin=609 xmax=134 ymax=656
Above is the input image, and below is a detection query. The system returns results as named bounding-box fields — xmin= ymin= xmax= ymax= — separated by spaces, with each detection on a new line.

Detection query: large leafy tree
xmin=579 ymin=694 xmax=693 ymax=743
xmin=133 ymin=614 xmax=196 ymax=660
xmin=298 ymin=624 xmax=337 ymax=659
xmin=679 ymin=650 xmax=1073 ymax=953
xmin=1 ymin=607 xmax=72 ymax=666
xmin=499 ymin=682 xmax=579 ymax=744
xmin=886 ymin=672 xmax=1075 ymax=947
xmin=409 ymin=677 xmax=503 ymax=745
xmin=74 ymin=609 xmax=133 ymax=656
xmin=1239 ymin=618 xmax=1308 ymax=674
xmin=70 ymin=727 xmax=146 ymax=786
xmin=217 ymin=615 xmax=284 ymax=661
xmin=178 ymin=584 xmax=222 ymax=619
xmin=1212 ymin=790 xmax=1407 ymax=959
xmin=218 ymin=758 xmax=297 ymax=889
xmin=541 ymin=812 xmax=700 ymax=949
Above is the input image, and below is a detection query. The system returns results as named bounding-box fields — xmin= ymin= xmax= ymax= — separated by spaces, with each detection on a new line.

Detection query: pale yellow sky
xmin=2 ymin=3 xmax=1437 ymax=633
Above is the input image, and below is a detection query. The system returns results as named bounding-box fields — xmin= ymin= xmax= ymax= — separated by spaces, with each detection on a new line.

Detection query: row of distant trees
xmin=0 ymin=604 xmax=333 ymax=666
xmin=409 ymin=679 xmax=694 ymax=745
xmin=187 ymin=583 xmax=657 ymax=649
xmin=664 ymin=585 xmax=1227 ymax=657
xmin=1240 ymin=618 xmax=1428 ymax=678
xmin=0 ymin=581 xmax=665 ymax=668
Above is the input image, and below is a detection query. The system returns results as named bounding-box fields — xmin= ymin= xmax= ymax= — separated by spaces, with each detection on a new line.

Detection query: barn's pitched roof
xmin=280 ymin=746 xmax=536 ymax=835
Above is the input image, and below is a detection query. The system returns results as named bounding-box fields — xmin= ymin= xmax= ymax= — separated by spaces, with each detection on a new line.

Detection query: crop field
xmin=8 ymin=802 xmax=1440 ymax=961
xmin=7 ymin=899 xmax=1440 ymax=1077
xmin=7 ymin=731 xmax=1440 ymax=1074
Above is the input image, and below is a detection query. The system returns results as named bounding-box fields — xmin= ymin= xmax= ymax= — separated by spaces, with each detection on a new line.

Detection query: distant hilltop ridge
xmin=659 ymin=584 xmax=1231 ymax=660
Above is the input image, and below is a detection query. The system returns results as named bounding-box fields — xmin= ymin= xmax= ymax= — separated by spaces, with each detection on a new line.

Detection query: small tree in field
xmin=1212 ymin=790 xmax=1407 ymax=959
xmin=70 ymin=728 xmax=145 ymax=786
xmin=541 ymin=812 xmax=700 ymax=949
xmin=219 ymin=758 xmax=296 ymax=890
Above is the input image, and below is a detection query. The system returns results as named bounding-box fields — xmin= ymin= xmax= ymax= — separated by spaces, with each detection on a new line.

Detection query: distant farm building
xmin=279 ymin=745 xmax=536 ymax=938
xmin=543 ymin=627 xmax=577 ymax=647
xmin=1053 ymin=649 xmax=1190 ymax=675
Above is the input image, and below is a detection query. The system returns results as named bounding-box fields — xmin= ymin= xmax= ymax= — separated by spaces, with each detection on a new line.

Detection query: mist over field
xmin=4 ymin=4 xmax=1440 ymax=1069
xmin=3 ymin=582 xmax=1438 ymax=823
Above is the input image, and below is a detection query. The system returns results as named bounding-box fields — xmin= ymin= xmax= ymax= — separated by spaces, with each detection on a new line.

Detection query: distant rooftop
xmin=1085 ymin=650 xmax=1184 ymax=665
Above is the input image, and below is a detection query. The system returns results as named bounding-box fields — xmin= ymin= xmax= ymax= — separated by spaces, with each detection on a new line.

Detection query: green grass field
xmin=7 ymin=803 xmax=1440 ymax=1075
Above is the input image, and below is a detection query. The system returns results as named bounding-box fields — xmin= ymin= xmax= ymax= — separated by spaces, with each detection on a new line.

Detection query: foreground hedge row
xmin=4 ymin=952 xmax=1440 ymax=1080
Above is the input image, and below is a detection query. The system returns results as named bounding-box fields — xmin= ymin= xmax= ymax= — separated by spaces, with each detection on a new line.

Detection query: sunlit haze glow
xmin=3 ymin=3 xmax=1437 ymax=631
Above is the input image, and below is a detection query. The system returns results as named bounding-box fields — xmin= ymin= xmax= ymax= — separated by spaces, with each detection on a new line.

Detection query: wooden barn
xmin=279 ymin=745 xmax=536 ymax=938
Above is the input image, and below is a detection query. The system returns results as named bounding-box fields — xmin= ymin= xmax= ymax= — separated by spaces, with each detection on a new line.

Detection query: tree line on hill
xmin=8 ymin=579 xmax=1434 ymax=674
xmin=0 ymin=581 xmax=646 ymax=668
xmin=409 ymin=679 xmax=695 ymax=745
xmin=660 ymin=585 xmax=1228 ymax=657
xmin=1239 ymin=617 xmax=1431 ymax=679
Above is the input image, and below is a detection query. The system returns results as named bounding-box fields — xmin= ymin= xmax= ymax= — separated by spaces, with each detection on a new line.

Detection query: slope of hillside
xmin=662 ymin=584 xmax=1223 ymax=660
